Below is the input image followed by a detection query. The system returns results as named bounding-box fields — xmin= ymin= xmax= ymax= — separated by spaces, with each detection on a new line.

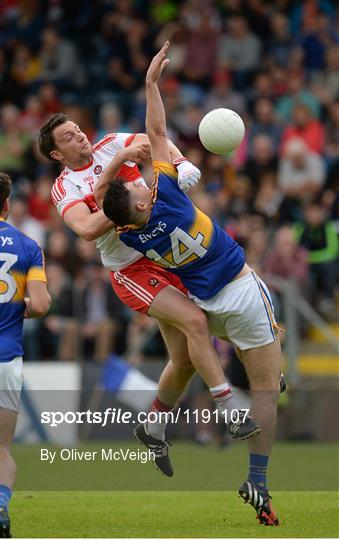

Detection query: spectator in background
xmin=253 ymin=172 xmax=283 ymax=222
xmin=39 ymin=262 xmax=78 ymax=360
xmin=247 ymin=98 xmax=282 ymax=155
xmin=281 ymin=102 xmax=325 ymax=154
xmin=0 ymin=104 xmax=32 ymax=181
xmin=243 ymin=134 xmax=278 ymax=192
xmin=8 ymin=196 xmax=46 ymax=247
xmin=73 ymin=237 xmax=99 ymax=273
xmin=265 ymin=225 xmax=310 ymax=319
xmin=296 ymin=13 xmax=338 ymax=75
xmin=294 ymin=201 xmax=338 ymax=316
xmin=10 ymin=43 xmax=41 ymax=92
xmin=78 ymin=262 xmax=121 ymax=362
xmin=174 ymin=103 xmax=204 ymax=149
xmin=325 ymin=100 xmax=339 ymax=164
xmin=278 ymin=138 xmax=325 ymax=221
xmin=155 ymin=22 xmax=186 ymax=75
xmin=226 ymin=174 xmax=253 ymax=218
xmin=45 ymin=230 xmax=74 ymax=276
xmin=205 ymin=70 xmax=245 ymax=115
xmin=94 ymin=103 xmax=129 ymax=143
xmin=183 ymin=13 xmax=218 ymax=88
xmin=276 ymin=74 xmax=321 ymax=121
xmin=3 ymin=0 xmax=44 ymax=49
xmin=268 ymin=12 xmax=293 ymax=67
xmin=39 ymin=82 xmax=62 ymax=116
xmin=289 ymin=0 xmax=337 ymax=38
xmin=246 ymin=71 xmax=275 ymax=114
xmin=217 ymin=15 xmax=261 ymax=90
xmin=270 ymin=65 xmax=289 ymax=100
xmin=312 ymin=44 xmax=339 ymax=106
xmin=125 ymin=17 xmax=156 ymax=89
xmin=28 ymin=175 xmax=55 ymax=226
xmin=38 ymin=27 xmax=85 ymax=90
xmin=0 ymin=47 xmax=21 ymax=104
xmin=19 ymin=94 xmax=44 ymax=134
xmin=245 ymin=226 xmax=269 ymax=275
xmin=203 ymin=153 xmax=234 ymax=196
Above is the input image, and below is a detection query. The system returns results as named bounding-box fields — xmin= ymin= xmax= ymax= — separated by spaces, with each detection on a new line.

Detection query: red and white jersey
xmin=51 ymin=132 xmax=144 ymax=271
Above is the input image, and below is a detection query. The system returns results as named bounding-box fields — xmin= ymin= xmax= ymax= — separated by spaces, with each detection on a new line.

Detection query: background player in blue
xmin=102 ymin=42 xmax=283 ymax=526
xmin=0 ymin=173 xmax=51 ymax=538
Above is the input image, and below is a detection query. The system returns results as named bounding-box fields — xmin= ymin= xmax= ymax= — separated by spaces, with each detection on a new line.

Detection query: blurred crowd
xmin=0 ymin=0 xmax=338 ymax=362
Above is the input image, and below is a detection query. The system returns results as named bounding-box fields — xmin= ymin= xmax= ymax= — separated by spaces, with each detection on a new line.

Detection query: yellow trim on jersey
xmin=190 ymin=207 xmax=214 ymax=248
xmin=27 ymin=267 xmax=47 ymax=283
xmin=152 ymin=161 xmax=178 ymax=178
xmin=151 ymin=161 xmax=177 ymax=208
xmin=151 ymin=169 xmax=160 ymax=206
xmin=11 ymin=271 xmax=26 ymax=302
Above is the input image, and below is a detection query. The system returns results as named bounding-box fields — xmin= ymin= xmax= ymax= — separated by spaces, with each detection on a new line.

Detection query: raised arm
xmin=145 ymin=41 xmax=171 ymax=163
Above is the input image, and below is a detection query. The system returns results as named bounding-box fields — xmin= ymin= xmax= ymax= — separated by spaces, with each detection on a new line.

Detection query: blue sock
xmin=0 ymin=485 xmax=12 ymax=510
xmin=248 ymin=453 xmax=269 ymax=492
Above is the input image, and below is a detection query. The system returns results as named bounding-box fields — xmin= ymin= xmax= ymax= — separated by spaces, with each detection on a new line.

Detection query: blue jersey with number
xmin=118 ymin=161 xmax=245 ymax=299
xmin=0 ymin=219 xmax=47 ymax=362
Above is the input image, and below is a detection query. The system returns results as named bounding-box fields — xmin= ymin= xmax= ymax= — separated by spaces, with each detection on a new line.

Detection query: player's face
xmin=126 ymin=180 xmax=152 ymax=215
xmin=51 ymin=121 xmax=92 ymax=164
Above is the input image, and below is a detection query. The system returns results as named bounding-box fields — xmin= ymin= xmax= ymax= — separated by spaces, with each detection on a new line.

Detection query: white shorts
xmin=0 ymin=356 xmax=23 ymax=412
xmin=190 ymin=271 xmax=278 ymax=351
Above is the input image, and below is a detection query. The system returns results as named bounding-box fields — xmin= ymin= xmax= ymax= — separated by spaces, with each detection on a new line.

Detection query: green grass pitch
xmin=11 ymin=491 xmax=338 ymax=538
xmin=10 ymin=442 xmax=339 ymax=537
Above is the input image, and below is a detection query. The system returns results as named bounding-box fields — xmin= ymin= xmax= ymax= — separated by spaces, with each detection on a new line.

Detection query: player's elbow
xmin=81 ymin=229 xmax=97 ymax=241
xmin=30 ymin=293 xmax=51 ymax=317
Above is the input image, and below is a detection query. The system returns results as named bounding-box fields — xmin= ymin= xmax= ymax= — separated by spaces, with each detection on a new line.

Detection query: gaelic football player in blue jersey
xmin=0 ymin=173 xmax=51 ymax=537
xmin=101 ymin=43 xmax=283 ymax=526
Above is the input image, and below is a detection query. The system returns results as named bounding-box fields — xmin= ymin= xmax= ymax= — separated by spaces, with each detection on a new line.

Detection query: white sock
xmin=210 ymin=382 xmax=234 ymax=416
xmin=146 ymin=414 xmax=167 ymax=441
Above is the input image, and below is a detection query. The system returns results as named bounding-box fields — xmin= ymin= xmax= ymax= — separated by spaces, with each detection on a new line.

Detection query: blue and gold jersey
xmin=119 ymin=162 xmax=245 ymax=299
xmin=0 ymin=219 xmax=47 ymax=362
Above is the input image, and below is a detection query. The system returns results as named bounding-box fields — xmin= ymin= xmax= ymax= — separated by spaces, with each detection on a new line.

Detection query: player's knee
xmin=184 ymin=308 xmax=209 ymax=336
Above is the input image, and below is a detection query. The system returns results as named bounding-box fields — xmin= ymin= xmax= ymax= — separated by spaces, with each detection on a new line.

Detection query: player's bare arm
xmin=133 ymin=133 xmax=185 ymax=163
xmin=24 ymin=281 xmax=51 ymax=318
xmin=63 ymin=202 xmax=113 ymax=241
xmin=145 ymin=41 xmax=171 ymax=163
xmin=94 ymin=142 xmax=150 ymax=208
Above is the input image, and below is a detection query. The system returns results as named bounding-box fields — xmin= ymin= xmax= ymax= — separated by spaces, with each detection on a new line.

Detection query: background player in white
xmin=0 ymin=173 xmax=51 ymax=538
xmin=101 ymin=42 xmax=282 ymax=526
xmin=38 ymin=113 xmax=255 ymax=478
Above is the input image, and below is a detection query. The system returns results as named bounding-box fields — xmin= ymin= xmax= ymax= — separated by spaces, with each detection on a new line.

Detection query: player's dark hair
xmin=0 ymin=172 xmax=12 ymax=212
xmin=38 ymin=112 xmax=69 ymax=161
xmin=103 ymin=180 xmax=134 ymax=226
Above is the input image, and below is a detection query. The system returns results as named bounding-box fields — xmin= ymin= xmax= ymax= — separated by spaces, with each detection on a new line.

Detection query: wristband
xmin=173 ymin=157 xmax=188 ymax=166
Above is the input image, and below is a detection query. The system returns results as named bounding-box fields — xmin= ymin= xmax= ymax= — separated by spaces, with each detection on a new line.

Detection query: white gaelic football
xmin=198 ymin=108 xmax=245 ymax=155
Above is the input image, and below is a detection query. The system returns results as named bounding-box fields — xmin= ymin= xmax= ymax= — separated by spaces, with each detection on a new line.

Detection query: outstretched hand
xmin=146 ymin=41 xmax=170 ymax=85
